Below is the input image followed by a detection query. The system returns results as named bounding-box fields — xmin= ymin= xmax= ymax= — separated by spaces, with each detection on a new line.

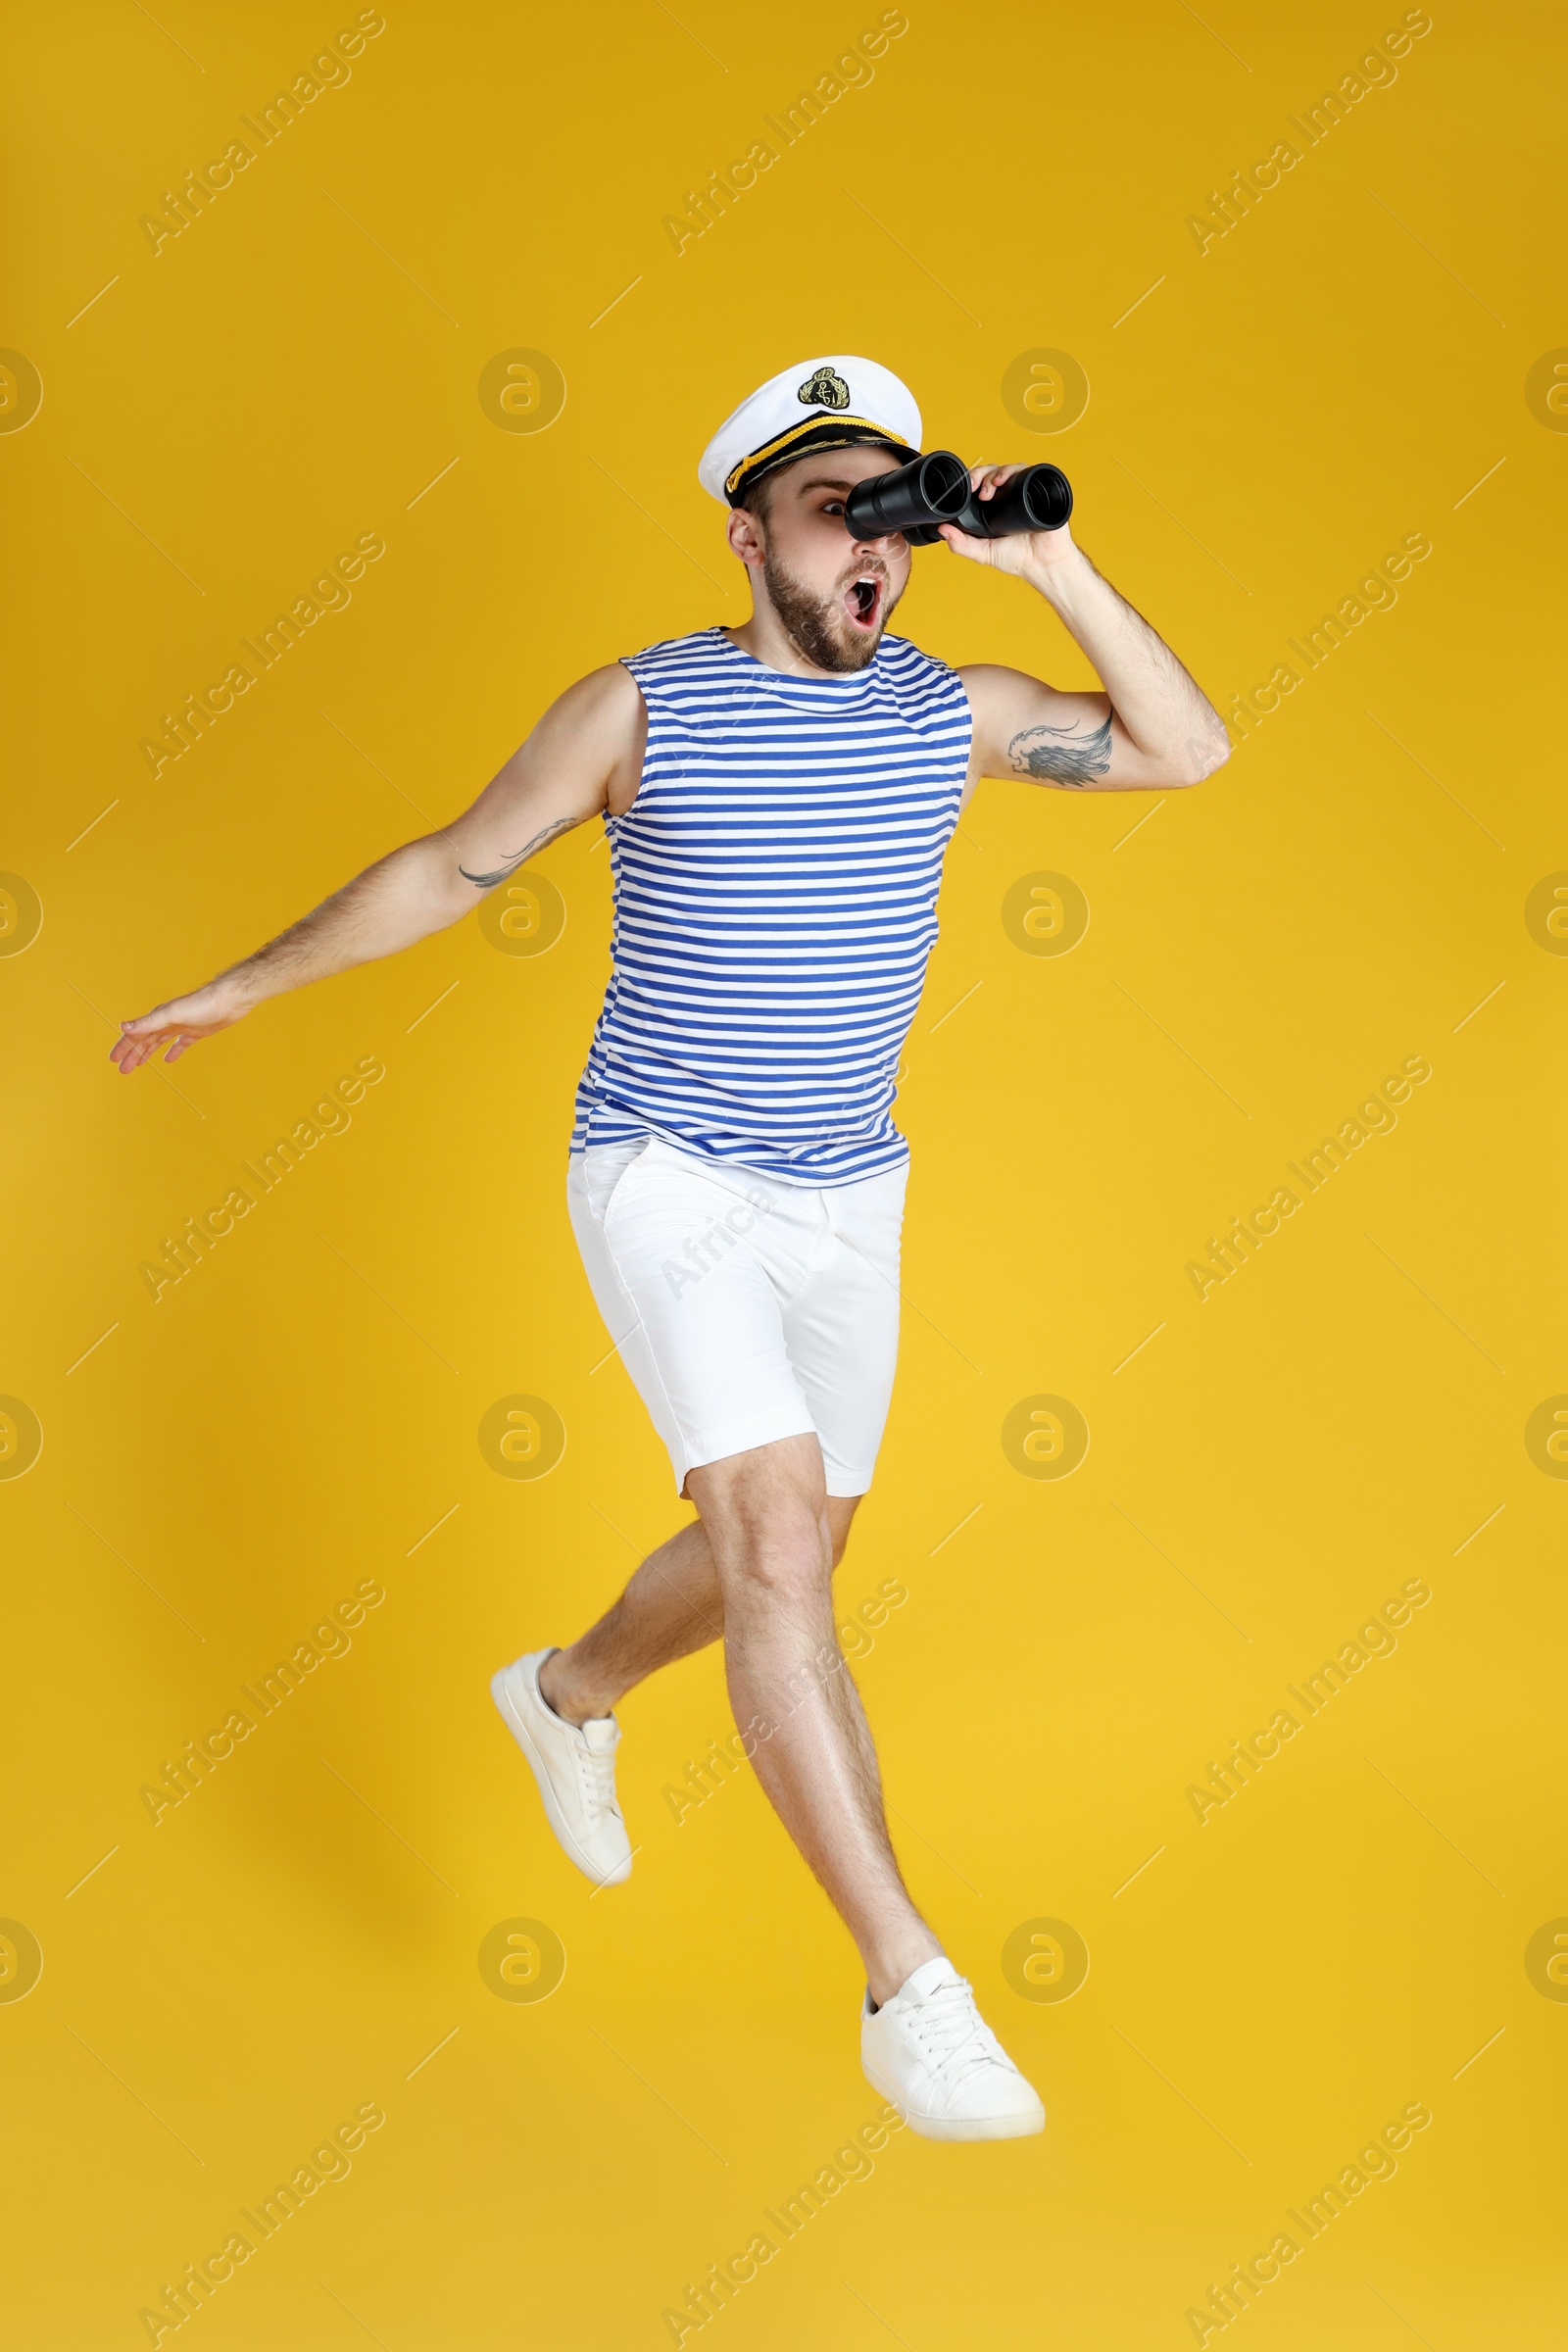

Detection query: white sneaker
xmin=861 ymin=1957 xmax=1046 ymax=2141
xmin=490 ymin=1647 xmax=632 ymax=1887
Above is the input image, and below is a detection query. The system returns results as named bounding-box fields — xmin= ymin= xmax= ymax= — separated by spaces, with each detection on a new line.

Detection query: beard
xmin=760 ymin=544 xmax=903 ymax=674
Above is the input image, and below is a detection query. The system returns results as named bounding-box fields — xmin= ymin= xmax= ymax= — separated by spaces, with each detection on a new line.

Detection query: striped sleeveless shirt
xmin=568 ymin=625 xmax=973 ymax=1186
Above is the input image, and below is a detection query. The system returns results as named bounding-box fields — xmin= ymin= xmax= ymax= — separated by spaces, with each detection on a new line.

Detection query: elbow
xmin=1169 ymin=722 xmax=1231 ymax=787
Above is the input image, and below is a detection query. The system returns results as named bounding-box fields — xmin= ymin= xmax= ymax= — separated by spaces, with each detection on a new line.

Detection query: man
xmin=114 ymin=355 xmax=1227 ymax=2141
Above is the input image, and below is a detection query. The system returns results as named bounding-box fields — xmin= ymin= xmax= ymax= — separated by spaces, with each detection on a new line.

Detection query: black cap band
xmin=726 ymin=416 xmax=916 ymax=507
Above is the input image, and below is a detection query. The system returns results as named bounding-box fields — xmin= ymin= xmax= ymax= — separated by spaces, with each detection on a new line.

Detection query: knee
xmin=713 ymin=1506 xmax=831 ymax=1602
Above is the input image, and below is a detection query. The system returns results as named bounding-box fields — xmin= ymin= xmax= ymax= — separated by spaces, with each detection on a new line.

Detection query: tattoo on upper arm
xmin=1006 ymin=714 xmax=1113 ymax=787
xmin=460 ymin=814 xmax=583 ymax=889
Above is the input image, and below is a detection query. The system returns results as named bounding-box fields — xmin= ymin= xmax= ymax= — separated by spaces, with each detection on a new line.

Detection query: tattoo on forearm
xmin=461 ymin=814 xmax=583 ymax=888
xmin=1006 ymin=715 xmax=1113 ymax=787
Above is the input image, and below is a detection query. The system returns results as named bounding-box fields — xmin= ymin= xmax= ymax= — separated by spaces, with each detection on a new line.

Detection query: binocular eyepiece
xmin=842 ymin=451 xmax=1072 ymax=546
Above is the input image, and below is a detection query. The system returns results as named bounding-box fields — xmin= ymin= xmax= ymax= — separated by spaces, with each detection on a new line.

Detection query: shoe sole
xmin=863 ymin=2064 xmax=1046 ymax=2142
xmin=898 ymin=2104 xmax=1046 ymax=2142
xmin=490 ymin=1665 xmax=631 ymax=1888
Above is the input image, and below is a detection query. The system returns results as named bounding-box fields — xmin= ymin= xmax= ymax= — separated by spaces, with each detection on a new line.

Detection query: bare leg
xmin=540 ymin=1492 xmax=860 ymax=1724
xmin=687 ymin=1434 xmax=941 ymax=2005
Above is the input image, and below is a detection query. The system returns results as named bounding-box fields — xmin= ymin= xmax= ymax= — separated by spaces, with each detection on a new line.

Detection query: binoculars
xmin=843 ymin=451 xmax=1072 ymax=545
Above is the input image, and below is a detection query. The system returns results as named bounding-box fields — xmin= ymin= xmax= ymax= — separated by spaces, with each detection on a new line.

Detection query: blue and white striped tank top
xmin=568 ymin=626 xmax=973 ymax=1187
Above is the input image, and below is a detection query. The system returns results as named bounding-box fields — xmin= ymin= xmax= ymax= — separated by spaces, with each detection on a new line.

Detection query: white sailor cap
xmin=697 ymin=355 xmax=922 ymax=508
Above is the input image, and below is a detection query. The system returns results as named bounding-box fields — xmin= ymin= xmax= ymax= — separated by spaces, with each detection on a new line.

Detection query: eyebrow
xmin=794 ymin=476 xmax=854 ymax=495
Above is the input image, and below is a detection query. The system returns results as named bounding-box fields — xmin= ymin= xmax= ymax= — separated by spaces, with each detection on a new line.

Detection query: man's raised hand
xmin=938 ymin=463 xmax=1080 ymax=578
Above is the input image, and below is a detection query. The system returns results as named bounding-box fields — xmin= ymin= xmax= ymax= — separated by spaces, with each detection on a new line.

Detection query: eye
xmin=821 ymin=499 xmax=846 ymax=515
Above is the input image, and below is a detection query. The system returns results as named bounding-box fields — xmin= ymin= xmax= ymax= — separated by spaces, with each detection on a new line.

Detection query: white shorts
xmin=566 ymin=1135 xmax=908 ymax=1497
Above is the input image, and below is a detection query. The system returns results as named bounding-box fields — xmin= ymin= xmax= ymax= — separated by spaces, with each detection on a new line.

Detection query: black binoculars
xmin=843 ymin=451 xmax=1072 ymax=545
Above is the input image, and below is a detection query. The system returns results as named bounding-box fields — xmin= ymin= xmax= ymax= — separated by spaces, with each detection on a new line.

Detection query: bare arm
xmin=948 ymin=465 xmax=1230 ymax=795
xmin=111 ymin=662 xmax=644 ymax=1072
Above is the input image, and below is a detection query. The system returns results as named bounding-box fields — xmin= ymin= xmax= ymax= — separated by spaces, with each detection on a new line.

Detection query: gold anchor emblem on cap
xmin=797 ymin=367 xmax=851 ymax=411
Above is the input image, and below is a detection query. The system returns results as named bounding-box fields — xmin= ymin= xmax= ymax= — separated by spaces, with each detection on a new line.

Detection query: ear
xmin=727 ymin=507 xmax=765 ymax=566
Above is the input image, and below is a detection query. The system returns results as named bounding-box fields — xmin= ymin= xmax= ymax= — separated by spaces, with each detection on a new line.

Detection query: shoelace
xmin=901 ymin=1978 xmax=1004 ymax=2085
xmin=575 ymin=1740 xmax=620 ymax=1824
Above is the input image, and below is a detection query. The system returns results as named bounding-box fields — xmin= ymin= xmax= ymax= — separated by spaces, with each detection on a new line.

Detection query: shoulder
xmin=878 ymin=633 xmax=971 ymax=702
xmin=531 ymin=659 xmax=645 ymax=748
xmin=877 ymin=636 xmax=975 ymax=740
xmin=879 ymin=631 xmax=954 ymax=673
xmin=620 ymin=627 xmax=727 ymax=681
xmin=952 ymin=662 xmax=1053 ymax=722
xmin=549 ymin=660 xmax=645 ymax=715
xmin=508 ymin=663 xmax=647 ymax=809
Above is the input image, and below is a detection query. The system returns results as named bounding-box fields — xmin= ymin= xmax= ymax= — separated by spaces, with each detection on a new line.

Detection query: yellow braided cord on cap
xmin=723 ymin=414 xmax=911 ymax=497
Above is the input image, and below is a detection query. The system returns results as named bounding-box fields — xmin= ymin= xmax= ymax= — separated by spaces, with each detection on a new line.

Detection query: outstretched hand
xmin=938 ymin=463 xmax=1079 ymax=578
xmin=111 ymin=983 xmax=246 ymax=1074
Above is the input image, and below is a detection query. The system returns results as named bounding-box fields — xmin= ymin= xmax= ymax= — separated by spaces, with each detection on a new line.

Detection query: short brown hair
xmin=736 ymin=469 xmax=780 ymax=524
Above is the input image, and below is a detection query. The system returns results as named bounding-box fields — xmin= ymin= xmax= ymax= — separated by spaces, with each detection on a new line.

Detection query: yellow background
xmin=5 ymin=0 xmax=1565 ymax=2342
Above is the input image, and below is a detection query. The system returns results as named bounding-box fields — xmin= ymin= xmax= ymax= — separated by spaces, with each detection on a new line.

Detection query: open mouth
xmin=843 ymin=571 xmax=884 ymax=632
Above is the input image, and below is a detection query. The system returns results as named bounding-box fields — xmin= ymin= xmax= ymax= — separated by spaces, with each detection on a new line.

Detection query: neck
xmin=722 ymin=601 xmax=858 ymax=679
